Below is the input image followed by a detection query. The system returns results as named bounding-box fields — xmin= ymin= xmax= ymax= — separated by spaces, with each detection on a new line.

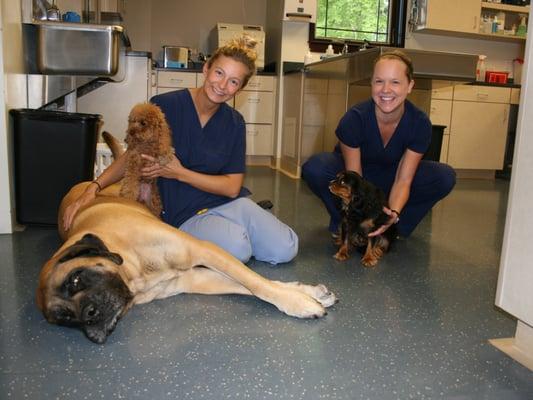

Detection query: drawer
xmin=157 ymin=71 xmax=196 ymax=88
xmin=431 ymin=80 xmax=454 ymax=100
xmin=510 ymin=88 xmax=521 ymax=105
xmin=453 ymin=85 xmax=511 ymax=103
xmin=244 ymin=75 xmax=274 ymax=92
xmin=245 ymin=124 xmax=274 ymax=156
xmin=234 ymin=91 xmax=274 ymax=124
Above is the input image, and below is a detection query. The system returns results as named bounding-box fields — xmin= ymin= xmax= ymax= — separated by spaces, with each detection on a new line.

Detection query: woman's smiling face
xmin=202 ymin=55 xmax=249 ymax=104
xmin=371 ymin=58 xmax=414 ymax=117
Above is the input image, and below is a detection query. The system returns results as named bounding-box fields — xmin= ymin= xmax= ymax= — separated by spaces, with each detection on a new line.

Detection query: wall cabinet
xmin=413 ymin=0 xmax=529 ymax=42
xmin=422 ymin=0 xmax=481 ymax=34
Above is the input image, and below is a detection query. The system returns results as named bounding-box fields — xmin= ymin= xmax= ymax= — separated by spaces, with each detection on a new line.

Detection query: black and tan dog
xmin=37 ymin=173 xmax=337 ymax=344
xmin=329 ymin=171 xmax=395 ymax=268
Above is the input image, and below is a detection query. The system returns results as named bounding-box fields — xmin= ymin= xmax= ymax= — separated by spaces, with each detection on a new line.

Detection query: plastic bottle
xmin=516 ymin=15 xmax=527 ymax=37
xmin=325 ymin=44 xmax=334 ymax=57
xmin=476 ymin=55 xmax=487 ymax=82
xmin=492 ymin=16 xmax=499 ymax=34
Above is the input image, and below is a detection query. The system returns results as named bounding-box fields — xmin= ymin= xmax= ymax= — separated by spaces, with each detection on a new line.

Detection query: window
xmin=309 ymin=0 xmax=407 ymax=52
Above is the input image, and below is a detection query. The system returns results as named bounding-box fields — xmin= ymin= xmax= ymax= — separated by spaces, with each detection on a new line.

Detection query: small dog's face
xmin=37 ymin=234 xmax=133 ymax=344
xmin=126 ymin=103 xmax=167 ymax=143
xmin=329 ymin=171 xmax=364 ymax=206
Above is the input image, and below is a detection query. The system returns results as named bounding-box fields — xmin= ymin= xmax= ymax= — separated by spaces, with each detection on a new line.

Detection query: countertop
xmin=282 ymin=62 xmax=521 ymax=88
xmin=155 ymin=66 xmax=277 ymax=76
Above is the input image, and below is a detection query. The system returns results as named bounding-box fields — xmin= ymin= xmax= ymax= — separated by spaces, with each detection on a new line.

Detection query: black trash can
xmin=10 ymin=109 xmax=101 ymax=225
xmin=423 ymin=124 xmax=445 ymax=162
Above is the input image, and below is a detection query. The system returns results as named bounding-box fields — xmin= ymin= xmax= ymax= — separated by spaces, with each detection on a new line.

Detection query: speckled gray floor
xmin=1 ymin=167 xmax=532 ymax=399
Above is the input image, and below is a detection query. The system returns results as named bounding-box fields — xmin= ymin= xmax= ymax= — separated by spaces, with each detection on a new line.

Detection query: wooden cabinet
xmin=430 ymin=83 xmax=513 ymax=170
xmin=413 ymin=0 xmax=529 ymax=42
xmin=153 ymin=71 xmax=276 ymax=157
xmin=423 ymin=0 xmax=481 ymax=34
xmin=234 ymin=75 xmax=276 ymax=156
xmin=447 ymin=85 xmax=511 ymax=170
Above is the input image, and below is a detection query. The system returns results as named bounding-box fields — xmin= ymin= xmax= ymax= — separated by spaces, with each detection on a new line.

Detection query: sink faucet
xmin=341 ymin=42 xmax=349 ymax=55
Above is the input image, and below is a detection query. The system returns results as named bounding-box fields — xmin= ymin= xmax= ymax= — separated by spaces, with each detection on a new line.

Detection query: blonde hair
xmin=207 ymin=35 xmax=258 ymax=88
xmin=374 ymin=50 xmax=414 ymax=82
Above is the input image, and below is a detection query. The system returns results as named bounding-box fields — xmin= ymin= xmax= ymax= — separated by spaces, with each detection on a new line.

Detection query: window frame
xmin=308 ymin=0 xmax=408 ymax=53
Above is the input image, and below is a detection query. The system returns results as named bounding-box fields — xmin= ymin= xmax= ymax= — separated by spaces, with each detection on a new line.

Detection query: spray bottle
xmin=476 ymin=55 xmax=487 ymax=82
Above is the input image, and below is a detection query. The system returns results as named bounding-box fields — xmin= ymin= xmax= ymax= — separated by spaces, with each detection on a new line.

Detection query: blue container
xmin=63 ymin=11 xmax=81 ymax=22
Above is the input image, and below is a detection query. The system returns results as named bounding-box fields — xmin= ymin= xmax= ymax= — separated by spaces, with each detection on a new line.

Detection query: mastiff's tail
xmin=102 ymin=131 xmax=125 ymax=159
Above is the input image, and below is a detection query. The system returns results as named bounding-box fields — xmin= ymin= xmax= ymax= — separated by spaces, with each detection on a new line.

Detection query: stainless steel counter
xmin=280 ymin=48 xmax=478 ymax=177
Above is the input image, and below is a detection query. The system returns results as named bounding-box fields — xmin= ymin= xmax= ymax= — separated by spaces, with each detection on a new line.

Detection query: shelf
xmin=481 ymin=2 xmax=530 ymax=14
xmin=416 ymin=27 xmax=527 ymax=43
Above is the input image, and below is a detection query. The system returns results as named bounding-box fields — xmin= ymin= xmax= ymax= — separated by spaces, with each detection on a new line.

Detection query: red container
xmin=485 ymin=71 xmax=509 ymax=84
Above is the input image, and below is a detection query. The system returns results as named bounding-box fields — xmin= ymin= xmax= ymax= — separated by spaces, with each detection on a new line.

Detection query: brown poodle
xmin=120 ymin=102 xmax=174 ymax=217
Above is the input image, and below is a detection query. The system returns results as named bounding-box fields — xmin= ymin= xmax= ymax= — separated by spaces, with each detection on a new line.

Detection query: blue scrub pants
xmin=179 ymin=197 xmax=298 ymax=264
xmin=301 ymin=151 xmax=456 ymax=237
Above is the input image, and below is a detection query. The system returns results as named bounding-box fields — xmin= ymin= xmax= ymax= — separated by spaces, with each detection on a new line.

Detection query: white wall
xmin=0 ymin=0 xmax=28 ymax=234
xmin=124 ymin=0 xmax=268 ymax=63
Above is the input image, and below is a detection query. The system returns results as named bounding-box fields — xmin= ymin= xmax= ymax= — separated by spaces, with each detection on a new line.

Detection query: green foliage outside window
xmin=316 ymin=0 xmax=391 ymax=43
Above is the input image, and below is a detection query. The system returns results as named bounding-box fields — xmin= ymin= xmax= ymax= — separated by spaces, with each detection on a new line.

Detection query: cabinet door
xmin=234 ymin=92 xmax=274 ymax=124
xmin=448 ymin=101 xmax=509 ymax=169
xmin=245 ymin=124 xmax=274 ymax=155
xmin=426 ymin=0 xmax=480 ymax=33
xmin=430 ymin=99 xmax=452 ymax=135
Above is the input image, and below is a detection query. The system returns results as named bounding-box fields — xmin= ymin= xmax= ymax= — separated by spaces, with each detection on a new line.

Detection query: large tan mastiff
xmin=36 ymin=183 xmax=337 ymax=343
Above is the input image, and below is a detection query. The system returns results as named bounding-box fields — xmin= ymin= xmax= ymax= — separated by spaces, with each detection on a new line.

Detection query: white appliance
xmin=213 ymin=23 xmax=265 ymax=70
xmin=283 ymin=0 xmax=317 ymax=23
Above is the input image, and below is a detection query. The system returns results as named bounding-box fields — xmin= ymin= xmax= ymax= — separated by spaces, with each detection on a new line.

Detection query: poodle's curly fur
xmin=120 ymin=102 xmax=174 ymax=217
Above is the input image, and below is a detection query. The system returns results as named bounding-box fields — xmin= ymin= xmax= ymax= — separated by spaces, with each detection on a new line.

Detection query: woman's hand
xmin=141 ymin=154 xmax=183 ymax=180
xmin=367 ymin=207 xmax=398 ymax=237
xmin=62 ymin=183 xmax=99 ymax=231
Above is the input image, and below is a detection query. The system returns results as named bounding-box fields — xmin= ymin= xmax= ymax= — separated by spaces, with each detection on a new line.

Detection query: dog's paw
xmin=283 ymin=295 xmax=327 ymax=319
xmin=361 ymin=255 xmax=378 ymax=268
xmin=312 ymin=284 xmax=337 ymax=308
xmin=284 ymin=282 xmax=337 ymax=308
xmin=333 ymin=251 xmax=349 ymax=261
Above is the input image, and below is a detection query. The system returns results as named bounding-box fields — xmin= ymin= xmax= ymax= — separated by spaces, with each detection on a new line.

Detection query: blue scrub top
xmin=335 ymin=99 xmax=432 ymax=177
xmin=151 ymin=89 xmax=247 ymax=228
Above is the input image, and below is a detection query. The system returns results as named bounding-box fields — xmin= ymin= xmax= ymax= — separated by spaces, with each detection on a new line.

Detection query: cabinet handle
xmin=170 ymin=78 xmax=184 ymax=83
xmin=476 ymin=92 xmax=489 ymax=100
xmin=503 ymin=108 xmax=508 ymax=124
xmin=247 ymin=129 xmax=260 ymax=136
xmin=247 ymin=98 xmax=261 ymax=104
xmin=248 ymin=82 xmax=260 ymax=88
xmin=473 ymin=16 xmax=478 ymax=30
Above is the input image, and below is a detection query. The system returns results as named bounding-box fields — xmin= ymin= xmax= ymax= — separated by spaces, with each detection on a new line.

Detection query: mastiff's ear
xmin=58 ymin=233 xmax=123 ymax=265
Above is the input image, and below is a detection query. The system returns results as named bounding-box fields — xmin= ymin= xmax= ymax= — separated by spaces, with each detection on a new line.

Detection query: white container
xmin=325 ymin=44 xmax=334 ymax=57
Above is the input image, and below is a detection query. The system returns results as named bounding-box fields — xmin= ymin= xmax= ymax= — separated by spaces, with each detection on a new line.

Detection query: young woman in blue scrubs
xmin=302 ymin=50 xmax=456 ymax=238
xmin=63 ymin=37 xmax=297 ymax=264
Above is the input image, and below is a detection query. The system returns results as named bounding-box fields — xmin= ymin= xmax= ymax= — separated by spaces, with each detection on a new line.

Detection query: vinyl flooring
xmin=0 ymin=166 xmax=532 ymax=399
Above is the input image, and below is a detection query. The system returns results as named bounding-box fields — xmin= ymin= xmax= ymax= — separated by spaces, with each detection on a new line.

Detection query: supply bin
xmin=10 ymin=109 xmax=101 ymax=225
xmin=423 ymin=124 xmax=445 ymax=162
